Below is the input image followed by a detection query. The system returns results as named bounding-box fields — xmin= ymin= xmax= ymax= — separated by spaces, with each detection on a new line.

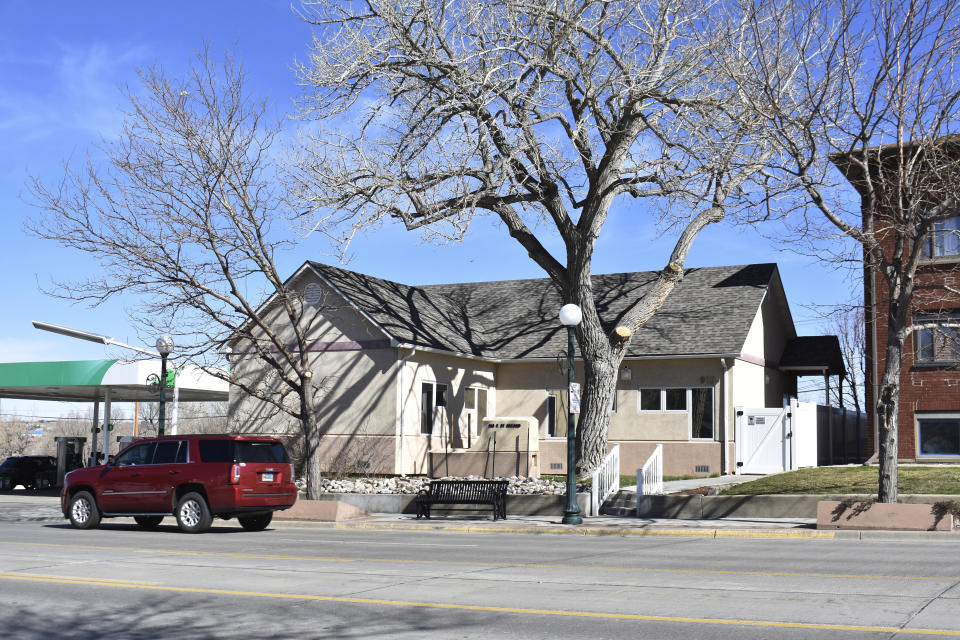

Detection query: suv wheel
xmin=238 ymin=513 xmax=273 ymax=531
xmin=176 ymin=492 xmax=212 ymax=533
xmin=68 ymin=491 xmax=101 ymax=529
xmin=134 ymin=516 xmax=164 ymax=530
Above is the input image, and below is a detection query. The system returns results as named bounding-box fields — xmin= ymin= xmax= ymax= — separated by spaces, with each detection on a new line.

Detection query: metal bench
xmin=416 ymin=479 xmax=509 ymax=521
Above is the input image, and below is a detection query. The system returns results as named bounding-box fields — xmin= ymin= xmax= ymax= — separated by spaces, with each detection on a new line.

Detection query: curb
xmin=271 ymin=519 xmax=838 ymax=539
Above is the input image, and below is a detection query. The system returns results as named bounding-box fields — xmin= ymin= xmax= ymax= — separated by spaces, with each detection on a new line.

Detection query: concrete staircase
xmin=598 ymin=488 xmax=637 ymax=517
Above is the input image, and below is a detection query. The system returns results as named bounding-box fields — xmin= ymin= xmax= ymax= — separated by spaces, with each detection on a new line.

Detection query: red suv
xmin=61 ymin=435 xmax=297 ymax=533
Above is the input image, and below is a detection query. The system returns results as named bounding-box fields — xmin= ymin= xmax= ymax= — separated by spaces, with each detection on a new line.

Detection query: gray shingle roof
xmin=309 ymin=262 xmax=779 ymax=360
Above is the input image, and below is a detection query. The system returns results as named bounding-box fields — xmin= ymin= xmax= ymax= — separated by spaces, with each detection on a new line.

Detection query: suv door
xmin=135 ymin=440 xmax=188 ymax=511
xmin=98 ymin=442 xmax=157 ymax=512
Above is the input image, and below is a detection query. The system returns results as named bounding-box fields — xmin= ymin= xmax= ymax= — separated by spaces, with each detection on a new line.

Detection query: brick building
xmin=839 ymin=143 xmax=960 ymax=461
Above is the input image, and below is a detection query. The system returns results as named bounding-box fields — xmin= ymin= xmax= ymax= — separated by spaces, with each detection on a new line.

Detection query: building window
xmin=463 ymin=387 xmax=488 ymax=448
xmin=691 ymin=388 xmax=714 ymax=439
xmin=638 ymin=387 xmax=714 ymax=440
xmin=420 ymin=382 xmax=446 ymax=435
xmin=639 ymin=388 xmax=661 ymax=411
xmin=918 ymin=415 xmax=960 ymax=456
xmin=914 ymin=312 xmax=960 ymax=364
xmin=920 ymin=215 xmax=960 ymax=259
xmin=545 ymin=390 xmax=568 ymax=438
xmin=665 ymin=388 xmax=687 ymax=411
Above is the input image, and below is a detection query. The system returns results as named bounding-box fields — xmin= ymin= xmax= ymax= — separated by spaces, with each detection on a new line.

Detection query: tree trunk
xmin=574 ymin=309 xmax=620 ymax=473
xmin=876 ymin=334 xmax=904 ymax=503
xmin=301 ymin=389 xmax=323 ymax=500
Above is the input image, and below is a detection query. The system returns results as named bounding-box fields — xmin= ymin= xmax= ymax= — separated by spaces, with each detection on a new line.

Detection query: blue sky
xmin=0 ymin=1 xmax=857 ymax=418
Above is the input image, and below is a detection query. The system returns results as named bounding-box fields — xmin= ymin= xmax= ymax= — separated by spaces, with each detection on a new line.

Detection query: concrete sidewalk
xmin=5 ymin=491 xmax=957 ymax=540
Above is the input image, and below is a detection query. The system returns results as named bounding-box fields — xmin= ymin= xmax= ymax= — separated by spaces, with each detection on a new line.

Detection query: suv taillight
xmin=288 ymin=464 xmax=294 ymax=483
xmin=230 ymin=464 xmax=241 ymax=484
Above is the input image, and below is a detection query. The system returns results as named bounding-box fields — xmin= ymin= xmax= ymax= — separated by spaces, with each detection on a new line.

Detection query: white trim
xmin=544 ymin=389 xmax=566 ymax=439
xmin=687 ymin=386 xmax=715 ymax=441
xmin=915 ymin=412 xmax=960 ymax=458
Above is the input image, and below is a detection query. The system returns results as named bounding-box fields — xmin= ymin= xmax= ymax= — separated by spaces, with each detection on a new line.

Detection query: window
xmin=639 ymin=388 xmax=661 ymax=411
xmin=545 ymin=390 xmax=568 ymax=438
xmin=153 ymin=440 xmax=186 ymax=464
xmin=199 ymin=440 xmax=235 ymax=463
xmin=665 ymin=388 xmax=687 ymax=411
xmin=463 ymin=387 xmax=488 ymax=447
xmin=920 ymin=215 xmax=960 ymax=259
xmin=638 ymin=387 xmax=714 ymax=440
xmin=691 ymin=388 xmax=714 ymax=439
xmin=420 ymin=383 xmax=434 ymax=435
xmin=115 ymin=442 xmax=155 ymax=467
xmin=918 ymin=415 xmax=960 ymax=456
xmin=420 ymin=382 xmax=448 ymax=435
xmin=237 ymin=441 xmax=289 ymax=463
xmin=914 ymin=312 xmax=960 ymax=364
xmin=610 ymin=389 xmax=618 ymax=414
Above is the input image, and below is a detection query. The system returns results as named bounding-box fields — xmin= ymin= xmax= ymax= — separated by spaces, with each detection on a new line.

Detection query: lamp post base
xmin=562 ymin=509 xmax=583 ymax=525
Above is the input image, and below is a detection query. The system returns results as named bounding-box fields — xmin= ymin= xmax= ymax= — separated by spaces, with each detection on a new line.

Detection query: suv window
xmin=153 ymin=440 xmax=187 ymax=464
xmin=237 ymin=442 xmax=289 ymax=463
xmin=115 ymin=443 xmax=156 ymax=467
xmin=198 ymin=440 xmax=235 ymax=463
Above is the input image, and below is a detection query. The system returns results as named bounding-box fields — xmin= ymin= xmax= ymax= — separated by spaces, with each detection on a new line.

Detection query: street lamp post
xmin=155 ymin=336 xmax=174 ymax=437
xmin=558 ymin=303 xmax=583 ymax=525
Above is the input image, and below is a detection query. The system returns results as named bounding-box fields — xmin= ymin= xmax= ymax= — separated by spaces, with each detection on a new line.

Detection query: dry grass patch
xmin=721 ymin=466 xmax=960 ymax=496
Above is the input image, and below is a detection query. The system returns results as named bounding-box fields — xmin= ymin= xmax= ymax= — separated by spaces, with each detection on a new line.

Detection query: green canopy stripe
xmin=0 ymin=360 xmax=118 ymax=387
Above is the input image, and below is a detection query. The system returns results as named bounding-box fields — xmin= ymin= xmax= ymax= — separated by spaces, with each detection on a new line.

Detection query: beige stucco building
xmin=230 ymin=261 xmax=832 ymax=477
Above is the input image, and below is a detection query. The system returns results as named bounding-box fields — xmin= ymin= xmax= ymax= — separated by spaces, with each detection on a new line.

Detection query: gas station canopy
xmin=0 ymin=359 xmax=229 ymax=403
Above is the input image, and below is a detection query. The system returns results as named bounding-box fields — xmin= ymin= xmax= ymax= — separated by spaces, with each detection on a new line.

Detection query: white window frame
xmin=463 ymin=386 xmax=488 ymax=447
xmin=638 ymin=387 xmax=663 ymax=413
xmin=916 ymin=413 xmax=960 ymax=458
xmin=638 ymin=386 xmax=715 ymax=441
xmin=913 ymin=312 xmax=960 ymax=365
xmin=545 ymin=389 xmax=568 ymax=439
xmin=420 ymin=381 xmax=448 ymax=436
xmin=688 ymin=386 xmax=715 ymax=441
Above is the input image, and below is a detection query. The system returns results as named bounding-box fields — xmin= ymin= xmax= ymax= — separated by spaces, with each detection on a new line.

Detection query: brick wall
xmin=865 ymin=237 xmax=960 ymax=460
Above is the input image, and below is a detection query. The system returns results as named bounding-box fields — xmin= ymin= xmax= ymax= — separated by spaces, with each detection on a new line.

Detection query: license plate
xmin=261 ymin=473 xmax=274 ymax=481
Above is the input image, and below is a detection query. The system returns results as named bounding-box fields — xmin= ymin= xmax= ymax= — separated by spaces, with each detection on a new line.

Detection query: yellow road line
xmin=0 ymin=572 xmax=956 ymax=636
xmin=0 ymin=540 xmax=952 ymax=582
xmin=0 ymin=571 xmax=157 ymax=586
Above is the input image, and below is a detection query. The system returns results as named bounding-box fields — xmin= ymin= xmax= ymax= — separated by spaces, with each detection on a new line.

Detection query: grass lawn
xmin=721 ymin=465 xmax=960 ymax=495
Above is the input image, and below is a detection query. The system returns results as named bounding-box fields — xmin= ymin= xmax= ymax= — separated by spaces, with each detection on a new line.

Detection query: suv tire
xmin=238 ymin=513 xmax=273 ymax=531
xmin=176 ymin=492 xmax=212 ymax=534
xmin=134 ymin=516 xmax=164 ymax=530
xmin=68 ymin=491 xmax=101 ymax=530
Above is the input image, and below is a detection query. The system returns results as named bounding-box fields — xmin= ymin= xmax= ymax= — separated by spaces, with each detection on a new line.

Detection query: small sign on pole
xmin=569 ymin=382 xmax=581 ymax=414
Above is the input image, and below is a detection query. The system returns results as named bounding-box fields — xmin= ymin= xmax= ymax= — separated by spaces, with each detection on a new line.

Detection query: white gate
xmin=735 ymin=406 xmax=793 ymax=474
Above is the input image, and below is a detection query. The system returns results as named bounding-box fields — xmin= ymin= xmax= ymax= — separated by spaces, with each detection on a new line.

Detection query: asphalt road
xmin=0 ymin=514 xmax=958 ymax=639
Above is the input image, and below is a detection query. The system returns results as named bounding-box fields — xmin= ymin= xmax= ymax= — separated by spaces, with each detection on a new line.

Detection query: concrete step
xmin=599 ymin=489 xmax=636 ymax=516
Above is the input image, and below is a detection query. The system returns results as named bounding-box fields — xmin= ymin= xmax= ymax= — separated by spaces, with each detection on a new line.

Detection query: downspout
xmin=867 ymin=260 xmax=880 ymax=464
xmin=721 ymin=358 xmax=731 ymax=475
xmin=397 ymin=344 xmax=417 ymax=476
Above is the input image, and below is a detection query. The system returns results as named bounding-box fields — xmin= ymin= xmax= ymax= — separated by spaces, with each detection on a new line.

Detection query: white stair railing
xmin=590 ymin=443 xmax=620 ymax=517
xmin=636 ymin=444 xmax=663 ymax=497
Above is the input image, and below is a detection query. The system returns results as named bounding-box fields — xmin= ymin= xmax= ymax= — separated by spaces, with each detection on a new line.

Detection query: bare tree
xmin=291 ymin=0 xmax=815 ymax=471
xmin=27 ymin=49 xmax=329 ymax=498
xmin=0 ymin=419 xmax=31 ymax=460
xmin=754 ymin=0 xmax=960 ymax=501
